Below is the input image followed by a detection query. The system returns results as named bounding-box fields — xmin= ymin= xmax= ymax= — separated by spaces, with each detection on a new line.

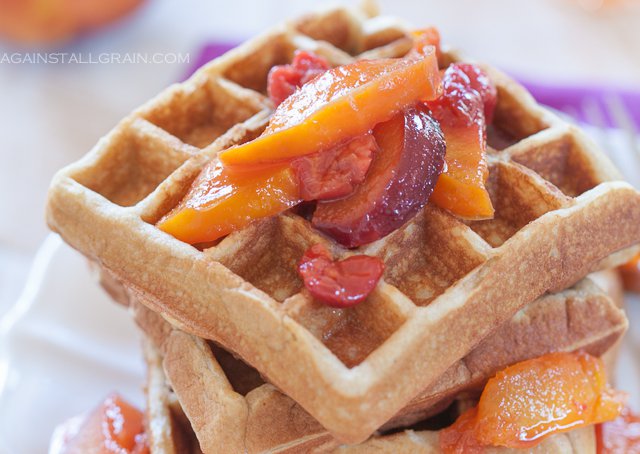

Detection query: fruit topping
xmin=0 ymin=0 xmax=144 ymax=45
xmin=597 ymin=406 xmax=640 ymax=453
xmin=457 ymin=63 xmax=498 ymax=123
xmin=159 ymin=52 xmax=443 ymax=246
xmin=411 ymin=27 xmax=442 ymax=59
xmin=312 ymin=104 xmax=445 ymax=247
xmin=292 ymin=134 xmax=377 ymax=201
xmin=59 ymin=393 xmax=149 ymax=454
xmin=440 ymin=352 xmax=626 ymax=453
xmin=439 ymin=407 xmax=484 ymax=454
xmin=157 ymin=133 xmax=377 ymax=245
xmin=219 ymin=49 xmax=441 ymax=168
xmin=158 ymin=162 xmax=300 ymax=245
xmin=298 ymin=244 xmax=384 ymax=307
xmin=426 ymin=63 xmax=497 ymax=220
xmin=161 ymin=40 xmax=494 ymax=249
xmin=618 ymin=252 xmax=640 ymax=293
xmin=267 ymin=50 xmax=331 ymax=106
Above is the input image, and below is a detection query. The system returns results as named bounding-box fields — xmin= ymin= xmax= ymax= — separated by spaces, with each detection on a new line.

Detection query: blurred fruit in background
xmin=566 ymin=0 xmax=635 ymax=12
xmin=0 ymin=0 xmax=146 ymax=46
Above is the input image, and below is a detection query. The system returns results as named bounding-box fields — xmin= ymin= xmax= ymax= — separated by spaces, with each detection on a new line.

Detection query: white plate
xmin=0 ymin=235 xmax=639 ymax=453
xmin=0 ymin=236 xmax=144 ymax=454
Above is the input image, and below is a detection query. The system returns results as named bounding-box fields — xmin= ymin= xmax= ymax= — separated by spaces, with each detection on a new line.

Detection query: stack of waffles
xmin=46 ymin=5 xmax=640 ymax=452
xmin=134 ymin=270 xmax=626 ymax=453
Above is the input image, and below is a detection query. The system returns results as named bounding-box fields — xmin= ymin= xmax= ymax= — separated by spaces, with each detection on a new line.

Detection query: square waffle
xmin=143 ymin=338 xmax=202 ymax=454
xmin=46 ymin=5 xmax=640 ymax=442
xmin=134 ymin=271 xmax=623 ymax=452
xmin=142 ymin=337 xmax=597 ymax=453
xmin=145 ymin=340 xmax=596 ymax=454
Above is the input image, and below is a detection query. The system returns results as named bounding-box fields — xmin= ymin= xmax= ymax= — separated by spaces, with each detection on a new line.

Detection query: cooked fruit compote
xmin=619 ymin=252 xmax=640 ymax=292
xmin=53 ymin=394 xmax=149 ymax=454
xmin=597 ymin=405 xmax=640 ymax=453
xmin=158 ymin=29 xmax=497 ymax=307
xmin=298 ymin=244 xmax=384 ymax=307
xmin=439 ymin=352 xmax=626 ymax=453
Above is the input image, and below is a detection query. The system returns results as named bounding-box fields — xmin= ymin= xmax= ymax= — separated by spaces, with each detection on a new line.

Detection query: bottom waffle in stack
xmin=132 ymin=270 xmax=626 ymax=453
xmin=141 ymin=340 xmax=597 ymax=454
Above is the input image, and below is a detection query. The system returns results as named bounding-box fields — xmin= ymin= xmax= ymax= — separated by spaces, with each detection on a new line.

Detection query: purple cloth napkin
xmin=517 ymin=77 xmax=640 ymax=129
xmin=183 ymin=42 xmax=236 ymax=80
xmin=186 ymin=42 xmax=640 ymax=129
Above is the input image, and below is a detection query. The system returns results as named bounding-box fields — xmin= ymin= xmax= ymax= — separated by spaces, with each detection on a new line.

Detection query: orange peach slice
xmin=440 ymin=352 xmax=626 ymax=452
xmin=429 ymin=123 xmax=494 ymax=219
xmin=426 ymin=63 xmax=497 ymax=220
xmin=219 ymin=49 xmax=441 ymax=168
xmin=157 ymin=162 xmax=299 ymax=245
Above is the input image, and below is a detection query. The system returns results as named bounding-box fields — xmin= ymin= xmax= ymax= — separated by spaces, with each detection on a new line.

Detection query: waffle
xmin=133 ymin=270 xmax=624 ymax=452
xmin=46 ymin=5 xmax=640 ymax=442
xmin=143 ymin=336 xmax=203 ymax=454
xmin=334 ymin=428 xmax=596 ymax=454
xmin=138 ymin=302 xmax=603 ymax=454
xmin=142 ymin=338 xmax=597 ymax=454
xmin=590 ymin=270 xmax=626 ymax=378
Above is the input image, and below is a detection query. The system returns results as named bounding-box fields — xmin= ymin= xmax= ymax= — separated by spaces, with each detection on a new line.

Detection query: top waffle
xmin=46 ymin=5 xmax=640 ymax=443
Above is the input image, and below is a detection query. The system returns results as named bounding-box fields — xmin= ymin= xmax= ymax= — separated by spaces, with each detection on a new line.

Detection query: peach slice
xmin=618 ymin=252 xmax=640 ymax=292
xmin=427 ymin=63 xmax=496 ymax=220
xmin=411 ymin=27 xmax=442 ymax=59
xmin=0 ymin=0 xmax=144 ymax=45
xmin=157 ymin=135 xmax=378 ymax=245
xmin=429 ymin=123 xmax=494 ymax=220
xmin=61 ymin=394 xmax=148 ymax=454
xmin=440 ymin=352 xmax=626 ymax=452
xmin=267 ymin=50 xmax=330 ymax=106
xmin=218 ymin=49 xmax=441 ymax=168
xmin=157 ymin=162 xmax=299 ymax=245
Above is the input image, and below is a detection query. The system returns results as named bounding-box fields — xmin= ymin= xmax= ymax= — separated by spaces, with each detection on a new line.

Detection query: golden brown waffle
xmin=133 ymin=271 xmax=623 ymax=452
xmin=46 ymin=5 xmax=640 ymax=442
xmin=143 ymin=337 xmax=597 ymax=454
xmin=590 ymin=270 xmax=626 ymax=379
xmin=385 ymin=273 xmax=627 ymax=428
xmin=334 ymin=428 xmax=596 ymax=454
xmin=143 ymin=337 xmax=203 ymax=454
xmin=138 ymin=304 xmax=602 ymax=453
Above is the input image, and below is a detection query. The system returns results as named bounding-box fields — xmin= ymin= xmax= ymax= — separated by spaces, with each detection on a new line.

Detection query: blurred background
xmin=0 ymin=0 xmax=639 ymax=316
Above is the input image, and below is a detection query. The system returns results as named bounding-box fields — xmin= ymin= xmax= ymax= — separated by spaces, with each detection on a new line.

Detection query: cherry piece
xmin=297 ymin=244 xmax=384 ymax=308
xmin=429 ymin=63 xmax=497 ymax=128
xmin=597 ymin=407 xmax=640 ymax=453
xmin=267 ymin=50 xmax=330 ymax=106
xmin=291 ymin=134 xmax=377 ymax=201
xmin=427 ymin=63 xmax=496 ymax=220
xmin=458 ymin=63 xmax=497 ymax=123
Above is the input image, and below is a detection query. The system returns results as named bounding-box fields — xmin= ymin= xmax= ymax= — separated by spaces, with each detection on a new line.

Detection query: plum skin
xmin=312 ymin=104 xmax=446 ymax=248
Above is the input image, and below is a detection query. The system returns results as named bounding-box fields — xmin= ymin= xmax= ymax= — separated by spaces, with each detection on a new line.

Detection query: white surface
xmin=0 ymin=236 xmax=638 ymax=453
xmin=0 ymin=236 xmax=144 ymax=454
